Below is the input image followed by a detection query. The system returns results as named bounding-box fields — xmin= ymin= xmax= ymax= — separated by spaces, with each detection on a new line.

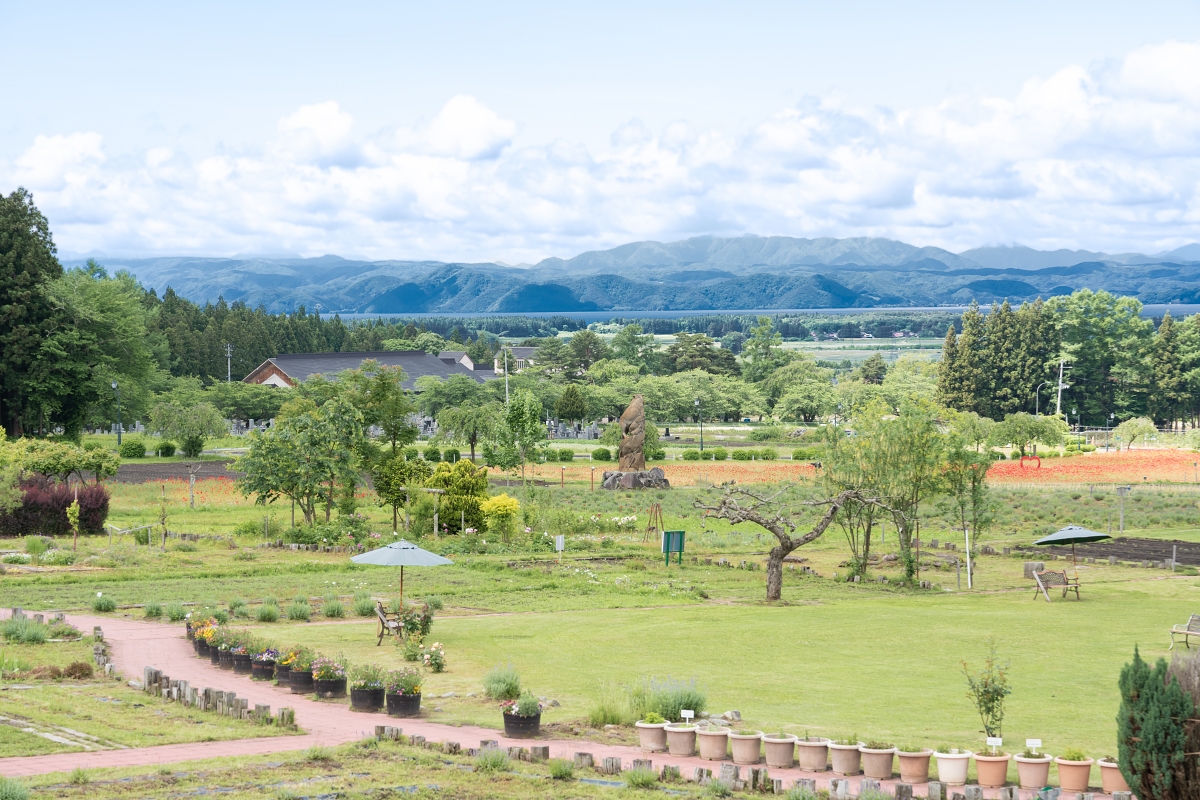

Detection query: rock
xmin=433 ymin=706 xmax=443 ymax=712
xmin=604 ymin=724 xmax=619 ymax=731
xmin=601 ymin=467 xmax=671 ymax=490
xmin=441 ymin=692 xmax=456 ymax=698
xmin=721 ymin=710 xmax=741 ymax=722
xmin=465 ymin=692 xmax=477 ymax=697
xmin=548 ymin=699 xmax=560 ymax=707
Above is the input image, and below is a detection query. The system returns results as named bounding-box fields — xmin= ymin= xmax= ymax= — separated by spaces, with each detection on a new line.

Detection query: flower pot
xmin=860 ymin=745 xmax=896 ymax=779
xmin=974 ymin=753 xmax=1011 ymax=788
xmin=503 ymin=711 xmax=541 ymax=739
xmin=635 ymin=721 xmax=668 ymax=752
xmin=1054 ymin=757 xmax=1094 ymax=792
xmin=289 ymin=669 xmax=315 ymax=694
xmin=314 ymin=677 xmax=347 ymax=698
xmin=1098 ymin=759 xmax=1130 ymax=793
xmin=350 ymin=687 xmax=384 ymax=711
xmin=196 ymin=640 xmax=210 ymax=657
xmin=386 ymin=692 xmax=421 ymax=718
xmin=796 ymin=737 xmax=830 ymax=772
xmin=218 ymin=650 xmax=234 ymax=670
xmin=1014 ymin=754 xmax=1052 ymax=789
xmin=232 ymin=654 xmax=252 ymax=674
xmin=274 ymin=664 xmax=291 ymax=685
xmin=697 ymin=728 xmax=729 ymax=760
xmin=934 ymin=751 xmax=972 ymax=785
xmin=829 ymin=742 xmax=863 ymax=776
xmin=763 ymin=734 xmax=796 ymax=769
xmin=665 ymin=724 xmax=698 ymax=757
xmin=250 ymin=661 xmax=275 ymax=681
xmin=730 ymin=730 xmax=762 ymax=765
xmin=897 ymin=749 xmax=932 ymax=784
xmin=209 ymin=647 xmax=220 ymax=665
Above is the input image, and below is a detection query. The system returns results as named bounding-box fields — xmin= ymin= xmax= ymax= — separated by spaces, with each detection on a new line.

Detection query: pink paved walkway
xmin=0 ymin=612 xmax=1114 ymax=797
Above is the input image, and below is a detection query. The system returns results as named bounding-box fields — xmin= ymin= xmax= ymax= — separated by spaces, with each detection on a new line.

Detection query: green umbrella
xmin=1033 ymin=525 xmax=1111 ymax=579
xmin=351 ymin=540 xmax=453 ymax=610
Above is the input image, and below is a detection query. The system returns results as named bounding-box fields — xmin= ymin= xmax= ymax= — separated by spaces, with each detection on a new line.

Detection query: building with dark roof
xmin=243 ymin=351 xmax=490 ymax=390
xmin=494 ymin=346 xmax=538 ymax=375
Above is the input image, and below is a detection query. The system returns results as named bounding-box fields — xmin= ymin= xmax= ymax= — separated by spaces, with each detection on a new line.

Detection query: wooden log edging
xmin=140 ymin=666 xmax=295 ymax=728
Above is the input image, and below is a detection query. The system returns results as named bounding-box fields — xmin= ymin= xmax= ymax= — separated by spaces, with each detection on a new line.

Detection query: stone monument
xmin=602 ymin=394 xmax=670 ymax=490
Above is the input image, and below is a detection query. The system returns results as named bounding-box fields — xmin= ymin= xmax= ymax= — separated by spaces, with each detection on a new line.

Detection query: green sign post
xmin=662 ymin=530 xmax=685 ymax=566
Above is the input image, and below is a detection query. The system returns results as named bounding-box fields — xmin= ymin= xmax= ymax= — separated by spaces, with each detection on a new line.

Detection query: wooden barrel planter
xmin=350 ymin=687 xmax=384 ymax=711
xmin=196 ymin=640 xmax=210 ymax=658
xmin=217 ymin=650 xmax=233 ymax=669
xmin=232 ymin=654 xmax=253 ymax=674
xmin=314 ymin=677 xmax=347 ymax=698
xmin=250 ymin=661 xmax=275 ymax=681
xmin=503 ymin=712 xmax=541 ymax=739
xmin=386 ymin=693 xmax=421 ymax=717
xmin=289 ymin=669 xmax=315 ymax=694
xmin=274 ymin=664 xmax=291 ymax=685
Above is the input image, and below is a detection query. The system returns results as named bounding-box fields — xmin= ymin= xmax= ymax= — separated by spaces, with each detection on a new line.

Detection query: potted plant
xmin=933 ymin=747 xmax=972 ymax=786
xmin=635 ymin=712 xmax=668 ymax=752
xmin=762 ymin=733 xmax=796 ymax=769
xmin=974 ymin=740 xmax=1012 ymax=788
xmin=385 ymin=667 xmax=422 ymax=717
xmin=1014 ymin=746 xmax=1053 ymax=789
xmin=897 ymin=746 xmax=933 ymax=784
xmin=231 ymin=642 xmax=253 ymax=675
xmin=274 ymin=649 xmax=297 ymax=685
xmin=1054 ymin=748 xmax=1094 ymax=792
xmin=1097 ymin=756 xmax=1130 ymax=793
xmin=501 ymin=690 xmax=543 ymax=738
xmin=860 ymin=740 xmax=896 ymax=779
xmin=312 ymin=657 xmax=347 ymax=698
xmin=193 ymin=619 xmax=215 ymax=658
xmin=697 ymin=724 xmax=730 ymax=760
xmin=251 ymin=647 xmax=278 ymax=680
xmin=664 ymin=722 xmax=698 ymax=756
xmin=796 ymin=736 xmax=830 ymax=771
xmin=730 ymin=730 xmax=762 ymax=765
xmin=349 ymin=663 xmax=385 ymax=711
xmin=289 ymin=649 xmax=316 ymax=694
xmin=216 ymin=630 xmax=235 ymax=669
xmin=829 ymin=737 xmax=863 ymax=775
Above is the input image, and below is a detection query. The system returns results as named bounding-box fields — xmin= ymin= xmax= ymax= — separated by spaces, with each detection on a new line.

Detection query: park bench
xmin=1170 ymin=614 xmax=1200 ymax=650
xmin=375 ymin=601 xmax=401 ymax=646
xmin=1032 ymin=569 xmax=1080 ymax=602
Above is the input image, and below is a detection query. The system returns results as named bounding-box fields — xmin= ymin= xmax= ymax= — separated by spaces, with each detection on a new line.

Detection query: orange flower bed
xmin=987 ymin=448 xmax=1200 ymax=484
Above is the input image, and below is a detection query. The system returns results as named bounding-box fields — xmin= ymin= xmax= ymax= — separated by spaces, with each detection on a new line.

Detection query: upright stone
xmin=964 ymin=787 xmax=983 ymax=800
xmin=860 ymin=779 xmax=881 ymax=793
xmin=631 ymin=759 xmax=653 ymax=771
xmin=573 ymin=752 xmax=594 ymax=769
xmin=529 ymin=746 xmax=549 ymax=762
xmin=998 ymin=788 xmax=1018 ymax=800
xmin=895 ymin=784 xmax=913 ymax=800
xmin=717 ymin=764 xmax=739 ymax=786
xmin=601 ymin=756 xmax=622 ymax=774
xmin=927 ymin=781 xmax=946 ymax=800
xmin=618 ymin=394 xmax=646 ymax=471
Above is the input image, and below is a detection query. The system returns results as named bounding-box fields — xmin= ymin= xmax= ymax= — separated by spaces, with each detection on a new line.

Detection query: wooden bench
xmin=1032 ymin=569 xmax=1080 ymax=602
xmin=1170 ymin=614 xmax=1200 ymax=650
xmin=375 ymin=601 xmax=401 ymax=646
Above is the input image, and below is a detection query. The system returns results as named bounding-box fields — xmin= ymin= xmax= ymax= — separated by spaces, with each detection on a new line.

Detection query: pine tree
xmin=1013 ymin=300 xmax=1058 ymax=414
xmin=937 ymin=324 xmax=963 ymax=409
xmin=985 ymin=300 xmax=1021 ymax=418
xmin=1117 ymin=647 xmax=1196 ymax=800
xmin=948 ymin=303 xmax=990 ymax=417
xmin=1149 ymin=311 xmax=1187 ymax=427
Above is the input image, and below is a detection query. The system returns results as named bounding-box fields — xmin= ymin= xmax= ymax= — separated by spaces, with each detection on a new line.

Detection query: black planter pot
xmin=290 ymin=670 xmax=315 ymax=694
xmin=314 ymin=677 xmax=347 ymax=698
xmin=210 ymin=648 xmax=221 ymax=666
xmin=198 ymin=640 xmax=211 ymax=657
xmin=386 ymin=693 xmax=421 ymax=718
xmin=275 ymin=664 xmax=291 ymax=685
xmin=350 ymin=687 xmax=385 ymax=711
xmin=232 ymin=654 xmax=253 ymax=674
xmin=192 ymin=638 xmax=201 ymax=654
xmin=251 ymin=661 xmax=275 ymax=681
xmin=218 ymin=650 xmax=234 ymax=670
xmin=503 ymin=712 xmax=541 ymax=739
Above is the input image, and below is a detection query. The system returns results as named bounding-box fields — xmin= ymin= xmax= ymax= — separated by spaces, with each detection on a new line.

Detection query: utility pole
xmin=111 ymin=380 xmax=122 ymax=446
xmin=224 ymin=343 xmax=234 ymax=382
xmin=504 ymin=347 xmax=510 ymax=407
xmin=964 ymin=525 xmax=972 ymax=589
xmin=1117 ymin=485 xmax=1129 ymax=533
xmin=695 ymin=398 xmax=704 ymax=452
xmin=1055 ymin=360 xmax=1065 ymax=418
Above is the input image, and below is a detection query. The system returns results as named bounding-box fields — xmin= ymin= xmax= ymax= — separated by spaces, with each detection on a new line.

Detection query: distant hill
xmin=79 ymin=235 xmax=1200 ymax=313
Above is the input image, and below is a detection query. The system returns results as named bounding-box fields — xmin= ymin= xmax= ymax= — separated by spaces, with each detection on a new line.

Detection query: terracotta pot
xmin=386 ymin=692 xmax=421 ymax=717
xmin=934 ymin=751 xmax=972 ymax=785
xmin=796 ymin=737 xmax=830 ymax=772
xmin=897 ymin=749 xmax=932 ymax=784
xmin=697 ymin=727 xmax=729 ymax=760
xmin=860 ymin=746 xmax=896 ymax=779
xmin=763 ymin=734 xmax=796 ymax=769
xmin=829 ymin=742 xmax=863 ymax=776
xmin=1098 ymin=759 xmax=1130 ymax=794
xmin=635 ymin=721 xmax=668 ymax=753
xmin=1014 ymin=754 xmax=1052 ymax=789
xmin=665 ymin=724 xmax=697 ymax=757
xmin=730 ymin=730 xmax=762 ymax=765
xmin=974 ymin=753 xmax=1011 ymax=788
xmin=1055 ymin=757 xmax=1094 ymax=792
xmin=503 ymin=711 xmax=541 ymax=739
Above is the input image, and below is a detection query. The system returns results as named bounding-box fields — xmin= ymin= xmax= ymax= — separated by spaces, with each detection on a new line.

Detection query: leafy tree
xmin=373 ymin=454 xmax=433 ymax=532
xmin=1114 ymin=416 xmax=1158 ymax=450
xmin=150 ymin=401 xmax=227 ymax=457
xmin=741 ymin=316 xmax=791 ymax=383
xmin=946 ymin=409 xmax=996 ymax=452
xmin=498 ymin=389 xmax=546 ymax=480
xmin=426 ymin=460 xmax=489 ymax=534
xmin=990 ymin=412 xmax=1066 ymax=457
xmin=5 ymin=438 xmax=119 ymax=485
xmin=436 ymin=402 xmax=500 ymax=461
xmin=0 ymin=443 xmax=21 ymax=514
xmin=339 ymin=361 xmax=418 ymax=454
xmin=960 ymin=639 xmax=1011 ymax=738
xmin=777 ymin=381 xmax=834 ymax=423
xmin=555 ymin=384 xmax=588 ymax=422
xmin=567 ymin=330 xmax=612 ymax=373
xmin=611 ymin=324 xmax=655 ymax=370
xmin=663 ymin=333 xmax=740 ymax=377
xmin=412 ymin=374 xmax=484 ymax=418
xmin=857 ymin=353 xmax=888 ymax=385
xmin=940 ymin=435 xmax=993 ymax=546
xmin=763 ymin=357 xmax=831 ymax=407
xmin=822 ymin=417 xmax=891 ymax=576
xmin=531 ymin=338 xmax=569 ymax=375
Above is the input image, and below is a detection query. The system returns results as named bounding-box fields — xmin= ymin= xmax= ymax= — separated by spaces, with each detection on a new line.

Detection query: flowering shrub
xmin=386 ymin=667 xmax=422 ymax=696
xmin=349 ymin=663 xmax=385 ymax=690
xmin=192 ymin=619 xmax=218 ymax=643
xmin=421 ymin=641 xmax=446 ymax=673
xmin=311 ymin=657 xmax=345 ymax=680
xmin=500 ymin=690 xmax=542 ymax=717
xmin=285 ymin=647 xmax=315 ymax=671
xmin=401 ymin=605 xmax=435 ymax=637
xmin=611 ymin=515 xmax=638 ymax=530
xmin=252 ymin=648 xmax=279 ymax=663
xmin=230 ymin=644 xmax=248 ymax=655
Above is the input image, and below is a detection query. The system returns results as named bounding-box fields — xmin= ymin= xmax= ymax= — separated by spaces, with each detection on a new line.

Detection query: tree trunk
xmin=766 ymin=545 xmax=785 ymax=600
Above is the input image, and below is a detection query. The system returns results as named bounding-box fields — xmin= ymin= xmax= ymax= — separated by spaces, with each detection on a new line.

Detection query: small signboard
xmin=555 ymin=535 xmax=565 ymax=552
xmin=986 ymin=737 xmax=1003 ymax=748
xmin=1026 ymin=738 xmax=1042 ymax=750
xmin=680 ymin=709 xmax=694 ymax=722
xmin=661 ymin=530 xmax=685 ymax=566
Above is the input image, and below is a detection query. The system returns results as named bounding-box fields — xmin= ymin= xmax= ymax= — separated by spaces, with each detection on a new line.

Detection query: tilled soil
xmin=1022 ymin=536 xmax=1200 ymax=565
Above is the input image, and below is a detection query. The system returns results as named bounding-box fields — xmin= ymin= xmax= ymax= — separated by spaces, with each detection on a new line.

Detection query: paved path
xmin=0 ymin=612 xmax=1114 ymax=797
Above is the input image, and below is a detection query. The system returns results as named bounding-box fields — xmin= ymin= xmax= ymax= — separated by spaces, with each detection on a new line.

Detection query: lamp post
xmin=111 ymin=380 xmax=122 ymax=446
xmin=1071 ymin=407 xmax=1079 ymax=432
xmin=1035 ymin=381 xmax=1050 ymax=416
xmin=694 ymin=398 xmax=703 ymax=452
xmin=1108 ymin=413 xmax=1115 ymax=452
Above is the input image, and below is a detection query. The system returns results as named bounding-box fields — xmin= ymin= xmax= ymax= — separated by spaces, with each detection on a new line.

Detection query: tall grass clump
xmin=0 ymin=618 xmax=47 ymax=645
xmin=474 ymin=747 xmax=510 ymax=773
xmin=628 ymin=676 xmax=706 ymax=722
xmin=143 ymin=602 xmax=162 ymax=618
xmin=353 ymin=592 xmax=376 ymax=617
xmin=229 ymin=599 xmax=249 ymax=618
xmin=256 ymin=603 xmax=280 ymax=623
xmin=588 ymin=681 xmax=634 ymax=726
xmin=165 ymin=602 xmax=187 ymax=622
xmin=423 ymin=596 xmax=444 ymax=611
xmin=92 ymin=594 xmax=117 ymax=613
xmin=287 ymin=599 xmax=311 ymax=622
xmin=548 ymin=759 xmax=574 ymax=780
xmin=322 ymin=596 xmax=345 ymax=618
xmin=623 ymin=767 xmax=658 ymax=789
xmin=0 ymin=775 xmax=31 ymax=800
xmin=482 ymin=664 xmax=521 ymax=700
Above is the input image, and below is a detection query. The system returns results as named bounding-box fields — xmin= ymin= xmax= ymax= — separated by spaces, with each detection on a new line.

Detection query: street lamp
xmin=694 ymin=398 xmax=703 ymax=452
xmin=1108 ymin=413 xmax=1115 ymax=452
xmin=1072 ymin=407 xmax=1079 ymax=431
xmin=111 ymin=380 xmax=122 ymax=446
xmin=1035 ymin=381 xmax=1050 ymax=416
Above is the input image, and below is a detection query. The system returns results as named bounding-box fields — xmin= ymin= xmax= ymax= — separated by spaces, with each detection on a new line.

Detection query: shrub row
xmin=0 ymin=477 xmax=110 ymax=537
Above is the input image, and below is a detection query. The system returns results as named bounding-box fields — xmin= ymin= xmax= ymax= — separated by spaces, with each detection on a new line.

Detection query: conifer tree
xmin=985 ymin=300 xmax=1021 ymax=418
xmin=937 ymin=324 xmax=963 ymax=410
xmin=1149 ymin=311 xmax=1187 ymax=426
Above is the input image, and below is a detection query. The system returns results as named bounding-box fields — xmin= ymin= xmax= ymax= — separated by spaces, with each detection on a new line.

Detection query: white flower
xmin=96 ymin=592 xmax=103 ymax=597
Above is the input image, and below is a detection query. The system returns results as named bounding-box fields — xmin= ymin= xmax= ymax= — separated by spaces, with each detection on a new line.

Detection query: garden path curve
xmin=0 ymin=613 xmax=1114 ymax=797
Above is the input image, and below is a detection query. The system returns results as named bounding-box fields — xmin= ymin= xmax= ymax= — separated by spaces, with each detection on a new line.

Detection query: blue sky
xmin=3 ymin=1 xmax=1200 ymax=262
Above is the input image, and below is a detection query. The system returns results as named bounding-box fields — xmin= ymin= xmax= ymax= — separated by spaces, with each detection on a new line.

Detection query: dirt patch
xmin=110 ymin=462 xmax=244 ymax=483
xmin=1019 ymin=536 xmax=1200 ymax=565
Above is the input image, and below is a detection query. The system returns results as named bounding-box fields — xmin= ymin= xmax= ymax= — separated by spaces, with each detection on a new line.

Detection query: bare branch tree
xmin=695 ymin=484 xmax=891 ymax=601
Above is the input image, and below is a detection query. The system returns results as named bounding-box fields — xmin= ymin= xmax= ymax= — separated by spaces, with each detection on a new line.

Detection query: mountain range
xmin=76 ymin=236 xmax=1200 ymax=314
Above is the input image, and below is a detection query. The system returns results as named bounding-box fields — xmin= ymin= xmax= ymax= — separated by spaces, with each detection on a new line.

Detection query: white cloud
xmin=7 ymin=43 xmax=1200 ymax=262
